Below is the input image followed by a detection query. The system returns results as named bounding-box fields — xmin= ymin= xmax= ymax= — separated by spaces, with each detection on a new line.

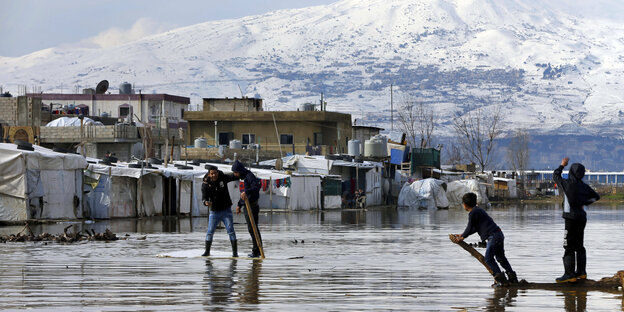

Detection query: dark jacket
xmin=461 ymin=206 xmax=501 ymax=242
xmin=553 ymin=163 xmax=600 ymax=220
xmin=201 ymin=170 xmax=238 ymax=211
xmin=231 ymin=160 xmax=260 ymax=206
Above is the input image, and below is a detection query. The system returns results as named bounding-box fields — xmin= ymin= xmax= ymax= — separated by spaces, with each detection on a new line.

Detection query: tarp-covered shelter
xmin=0 ymin=143 xmax=87 ymax=222
xmin=397 ymin=178 xmax=449 ymax=210
xmin=446 ymin=179 xmax=489 ymax=209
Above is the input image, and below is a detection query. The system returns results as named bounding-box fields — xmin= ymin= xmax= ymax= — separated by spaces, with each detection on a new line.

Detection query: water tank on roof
xmin=348 ymin=139 xmax=361 ymax=156
xmin=299 ymin=103 xmax=315 ymax=111
xmin=119 ymin=82 xmax=132 ymax=94
xmin=364 ymin=137 xmax=385 ymax=157
xmin=229 ymin=139 xmax=242 ymax=149
xmin=194 ymin=137 xmax=207 ymax=148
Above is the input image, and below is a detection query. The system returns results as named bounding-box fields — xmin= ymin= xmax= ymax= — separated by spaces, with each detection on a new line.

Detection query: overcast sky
xmin=0 ymin=0 xmax=336 ymax=57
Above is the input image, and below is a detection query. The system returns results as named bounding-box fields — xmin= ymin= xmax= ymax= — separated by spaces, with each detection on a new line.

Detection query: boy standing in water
xmin=201 ymin=165 xmax=238 ymax=257
xmin=553 ymin=157 xmax=600 ymax=283
xmin=453 ymin=192 xmax=518 ymax=286
xmin=231 ymin=160 xmax=263 ymax=258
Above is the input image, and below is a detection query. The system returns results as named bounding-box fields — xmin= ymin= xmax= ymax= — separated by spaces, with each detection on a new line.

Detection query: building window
xmin=280 ymin=134 xmax=293 ymax=145
xmin=181 ymin=108 xmax=185 ymax=118
xmin=119 ymin=104 xmax=132 ymax=118
xmin=218 ymin=132 xmax=233 ymax=145
xmin=242 ymin=134 xmax=256 ymax=146
xmin=314 ymin=132 xmax=323 ymax=145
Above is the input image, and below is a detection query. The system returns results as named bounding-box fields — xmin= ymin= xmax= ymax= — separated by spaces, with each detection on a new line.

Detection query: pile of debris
xmin=0 ymin=224 xmax=119 ymax=243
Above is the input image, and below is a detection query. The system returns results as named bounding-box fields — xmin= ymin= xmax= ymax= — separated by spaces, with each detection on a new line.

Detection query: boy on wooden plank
xmin=452 ymin=192 xmax=518 ymax=286
xmin=201 ymin=165 xmax=239 ymax=257
xmin=553 ymin=157 xmax=600 ymax=283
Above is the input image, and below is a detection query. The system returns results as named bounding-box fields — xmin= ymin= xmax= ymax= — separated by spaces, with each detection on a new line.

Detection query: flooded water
xmin=1 ymin=203 xmax=623 ymax=311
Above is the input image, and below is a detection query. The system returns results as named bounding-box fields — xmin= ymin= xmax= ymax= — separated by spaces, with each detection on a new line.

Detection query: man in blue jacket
xmin=553 ymin=157 xmax=600 ymax=283
xmin=232 ymin=160 xmax=263 ymax=258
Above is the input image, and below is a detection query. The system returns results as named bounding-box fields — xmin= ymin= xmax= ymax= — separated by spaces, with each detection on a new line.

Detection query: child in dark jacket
xmin=553 ymin=157 xmax=600 ymax=283
xmin=453 ymin=192 xmax=518 ymax=286
xmin=231 ymin=160 xmax=263 ymax=258
xmin=201 ymin=165 xmax=239 ymax=257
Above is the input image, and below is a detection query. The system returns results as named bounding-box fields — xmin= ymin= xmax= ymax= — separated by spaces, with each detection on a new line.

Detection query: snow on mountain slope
xmin=2 ymin=0 xmax=624 ymax=137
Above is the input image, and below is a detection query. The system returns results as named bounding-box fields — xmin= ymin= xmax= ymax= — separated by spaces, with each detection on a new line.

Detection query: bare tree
xmin=396 ymin=93 xmax=435 ymax=148
xmin=452 ymin=105 xmax=503 ymax=172
xmin=443 ymin=140 xmax=465 ymax=166
xmin=508 ymin=129 xmax=530 ymax=197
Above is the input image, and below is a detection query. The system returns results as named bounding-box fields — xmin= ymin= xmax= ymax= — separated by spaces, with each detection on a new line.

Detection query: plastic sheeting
xmin=140 ymin=174 xmax=163 ymax=216
xmin=365 ymin=166 xmax=383 ymax=206
xmin=46 ymin=116 xmax=103 ymax=127
xmin=0 ymin=144 xmax=86 ymax=221
xmin=446 ymin=179 xmax=489 ymax=209
xmin=288 ymin=175 xmax=322 ymax=210
xmin=397 ymin=178 xmax=449 ymax=210
xmin=324 ymin=195 xmax=342 ymax=209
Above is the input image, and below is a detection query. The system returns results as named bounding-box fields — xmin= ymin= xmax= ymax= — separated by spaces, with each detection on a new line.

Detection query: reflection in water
xmin=1 ymin=204 xmax=624 ymax=310
xmin=203 ymin=259 xmax=237 ymax=310
xmin=239 ymin=260 xmax=262 ymax=305
xmin=561 ymin=290 xmax=587 ymax=312
xmin=486 ymin=287 xmax=518 ymax=311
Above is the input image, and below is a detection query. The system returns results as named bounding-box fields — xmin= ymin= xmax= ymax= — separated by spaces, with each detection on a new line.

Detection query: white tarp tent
xmin=0 ymin=143 xmax=87 ymax=221
xmin=397 ymin=178 xmax=449 ymax=210
xmin=46 ymin=116 xmax=103 ymax=127
xmin=446 ymin=179 xmax=489 ymax=209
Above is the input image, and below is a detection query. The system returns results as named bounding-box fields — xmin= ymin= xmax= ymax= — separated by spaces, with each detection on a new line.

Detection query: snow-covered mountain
xmin=2 ymin=0 xmax=624 ymax=138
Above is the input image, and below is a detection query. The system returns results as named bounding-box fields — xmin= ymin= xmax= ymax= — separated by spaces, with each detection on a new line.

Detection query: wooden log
xmin=449 ymin=234 xmax=624 ymax=290
xmin=449 ymin=234 xmax=494 ymax=278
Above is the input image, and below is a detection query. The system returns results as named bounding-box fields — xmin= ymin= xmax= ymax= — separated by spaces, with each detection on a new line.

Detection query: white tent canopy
xmin=46 ymin=116 xmax=103 ymax=127
xmin=0 ymin=143 xmax=87 ymax=222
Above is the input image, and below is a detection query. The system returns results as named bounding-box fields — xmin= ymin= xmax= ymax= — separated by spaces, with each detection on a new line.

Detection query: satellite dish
xmin=95 ymin=80 xmax=109 ymax=94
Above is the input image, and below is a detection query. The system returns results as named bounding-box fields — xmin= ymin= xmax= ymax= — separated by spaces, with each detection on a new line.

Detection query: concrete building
xmin=184 ymin=109 xmax=353 ymax=155
xmin=0 ymin=96 xmax=43 ymax=144
xmin=30 ymin=93 xmax=190 ymax=129
xmin=203 ymin=97 xmax=263 ymax=112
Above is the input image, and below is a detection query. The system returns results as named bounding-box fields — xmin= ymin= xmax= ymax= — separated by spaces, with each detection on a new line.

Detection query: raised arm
xmin=553 ymin=157 xmax=568 ymax=187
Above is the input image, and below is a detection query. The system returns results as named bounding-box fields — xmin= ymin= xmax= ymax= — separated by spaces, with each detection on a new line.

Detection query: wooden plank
xmin=449 ymin=234 xmax=624 ymax=290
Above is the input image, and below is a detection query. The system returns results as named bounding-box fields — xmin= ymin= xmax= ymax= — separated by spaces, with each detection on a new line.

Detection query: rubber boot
xmin=556 ymin=254 xmax=577 ymax=283
xmin=231 ymin=240 xmax=238 ymax=258
xmin=201 ymin=240 xmax=212 ymax=257
xmin=506 ymin=271 xmax=518 ymax=284
xmin=575 ymin=251 xmax=587 ymax=280
xmin=493 ymin=272 xmax=509 ymax=287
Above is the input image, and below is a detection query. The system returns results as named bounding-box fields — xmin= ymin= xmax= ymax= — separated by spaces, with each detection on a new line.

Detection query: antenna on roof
xmin=237 ymin=84 xmax=244 ymax=98
xmin=95 ymin=80 xmax=109 ymax=94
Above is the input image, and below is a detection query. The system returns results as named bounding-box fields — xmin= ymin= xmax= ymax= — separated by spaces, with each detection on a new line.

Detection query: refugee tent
xmin=397 ymin=178 xmax=449 ymax=210
xmin=85 ymin=163 xmax=162 ymax=218
xmin=0 ymin=143 xmax=87 ymax=222
xmin=446 ymin=179 xmax=489 ymax=209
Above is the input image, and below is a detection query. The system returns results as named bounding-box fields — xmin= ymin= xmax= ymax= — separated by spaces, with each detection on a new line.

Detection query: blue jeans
xmin=484 ymin=231 xmax=514 ymax=275
xmin=206 ymin=209 xmax=236 ymax=241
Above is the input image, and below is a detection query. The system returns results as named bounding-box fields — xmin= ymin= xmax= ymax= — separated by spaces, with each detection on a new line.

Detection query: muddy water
xmin=1 ymin=204 xmax=623 ymax=311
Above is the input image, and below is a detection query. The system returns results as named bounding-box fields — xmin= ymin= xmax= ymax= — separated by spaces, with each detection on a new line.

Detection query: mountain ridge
xmin=2 ymin=0 xmax=624 ymax=139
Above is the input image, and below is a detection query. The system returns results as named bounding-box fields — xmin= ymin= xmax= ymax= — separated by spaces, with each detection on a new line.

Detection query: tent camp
xmin=0 ymin=143 xmax=87 ymax=222
xmin=261 ymin=155 xmax=386 ymax=207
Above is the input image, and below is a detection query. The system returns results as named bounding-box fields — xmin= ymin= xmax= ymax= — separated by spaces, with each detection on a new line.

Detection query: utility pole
xmin=390 ymin=84 xmax=394 ymax=131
